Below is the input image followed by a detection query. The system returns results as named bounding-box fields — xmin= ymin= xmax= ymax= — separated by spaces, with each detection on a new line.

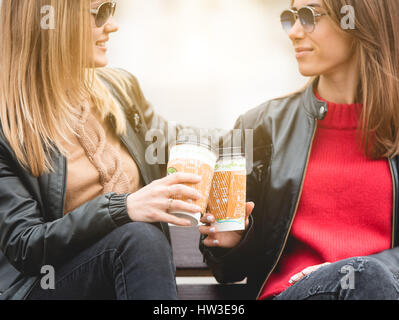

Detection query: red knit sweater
xmin=259 ymin=92 xmax=393 ymax=299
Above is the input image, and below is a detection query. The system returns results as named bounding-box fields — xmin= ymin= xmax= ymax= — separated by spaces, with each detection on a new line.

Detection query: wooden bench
xmin=170 ymin=226 xmax=251 ymax=300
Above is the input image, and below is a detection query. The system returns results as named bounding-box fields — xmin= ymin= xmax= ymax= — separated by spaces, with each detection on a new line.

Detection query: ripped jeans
xmin=273 ymin=257 xmax=399 ymax=300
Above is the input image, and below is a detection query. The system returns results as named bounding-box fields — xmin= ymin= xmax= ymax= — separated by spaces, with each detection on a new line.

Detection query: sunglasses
xmin=90 ymin=2 xmax=117 ymax=28
xmin=280 ymin=6 xmax=327 ymax=34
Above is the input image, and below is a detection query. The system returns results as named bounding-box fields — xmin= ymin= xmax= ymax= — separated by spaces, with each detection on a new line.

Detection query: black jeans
xmin=273 ymin=256 xmax=399 ymax=300
xmin=27 ymin=222 xmax=177 ymax=300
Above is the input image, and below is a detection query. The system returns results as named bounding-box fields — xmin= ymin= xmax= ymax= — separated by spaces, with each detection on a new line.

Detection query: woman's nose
xmin=104 ymin=17 xmax=119 ymax=34
xmin=288 ymin=19 xmax=305 ymax=41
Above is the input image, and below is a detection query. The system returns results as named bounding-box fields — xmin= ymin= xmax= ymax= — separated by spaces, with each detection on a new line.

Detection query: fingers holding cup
xmin=199 ymin=224 xmax=220 ymax=247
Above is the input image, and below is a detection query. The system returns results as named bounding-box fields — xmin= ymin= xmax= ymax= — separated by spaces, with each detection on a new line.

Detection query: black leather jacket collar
xmin=302 ymin=78 xmax=328 ymax=121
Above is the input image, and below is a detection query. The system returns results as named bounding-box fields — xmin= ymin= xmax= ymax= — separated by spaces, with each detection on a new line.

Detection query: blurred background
xmin=108 ymin=0 xmax=308 ymax=130
xmin=109 ymin=0 xmax=308 ymax=130
xmin=111 ymin=0 xmax=312 ymax=130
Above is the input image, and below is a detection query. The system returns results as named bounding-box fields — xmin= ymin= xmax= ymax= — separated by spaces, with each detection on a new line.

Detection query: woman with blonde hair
xmin=0 ymin=0 xmax=203 ymax=300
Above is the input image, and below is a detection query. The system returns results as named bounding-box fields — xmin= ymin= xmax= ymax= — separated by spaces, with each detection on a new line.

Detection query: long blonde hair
xmin=0 ymin=0 xmax=127 ymax=177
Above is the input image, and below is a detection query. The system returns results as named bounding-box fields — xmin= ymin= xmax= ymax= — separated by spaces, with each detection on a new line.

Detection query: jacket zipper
xmin=388 ymin=159 xmax=396 ymax=248
xmin=256 ymin=119 xmax=318 ymax=299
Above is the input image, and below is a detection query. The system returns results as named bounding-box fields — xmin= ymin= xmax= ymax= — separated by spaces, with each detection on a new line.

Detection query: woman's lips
xmin=295 ymin=47 xmax=314 ymax=58
xmin=96 ymin=40 xmax=108 ymax=51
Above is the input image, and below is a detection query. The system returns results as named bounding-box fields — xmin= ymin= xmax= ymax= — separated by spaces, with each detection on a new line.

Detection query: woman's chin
xmin=298 ymin=65 xmax=319 ymax=78
xmin=93 ymin=55 xmax=109 ymax=68
xmin=94 ymin=60 xmax=108 ymax=68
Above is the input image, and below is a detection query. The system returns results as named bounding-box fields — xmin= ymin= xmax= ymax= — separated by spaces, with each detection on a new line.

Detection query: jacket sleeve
xmin=0 ymin=142 xmax=130 ymax=276
xmin=200 ymin=115 xmax=263 ymax=284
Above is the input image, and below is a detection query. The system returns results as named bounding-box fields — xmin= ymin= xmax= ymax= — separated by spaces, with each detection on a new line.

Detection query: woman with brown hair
xmin=0 ymin=0 xmax=204 ymax=300
xmin=200 ymin=0 xmax=399 ymax=299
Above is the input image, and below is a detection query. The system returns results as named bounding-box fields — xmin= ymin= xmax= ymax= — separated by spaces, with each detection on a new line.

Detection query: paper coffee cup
xmin=167 ymin=137 xmax=217 ymax=227
xmin=208 ymin=151 xmax=246 ymax=232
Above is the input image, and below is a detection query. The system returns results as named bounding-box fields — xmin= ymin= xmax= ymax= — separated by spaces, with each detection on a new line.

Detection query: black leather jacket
xmin=201 ymin=78 xmax=399 ymax=299
xmin=0 ymin=68 xmax=172 ymax=299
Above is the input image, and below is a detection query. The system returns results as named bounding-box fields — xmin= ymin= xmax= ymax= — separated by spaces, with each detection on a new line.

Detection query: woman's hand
xmin=126 ymin=173 xmax=202 ymax=226
xmin=199 ymin=202 xmax=255 ymax=248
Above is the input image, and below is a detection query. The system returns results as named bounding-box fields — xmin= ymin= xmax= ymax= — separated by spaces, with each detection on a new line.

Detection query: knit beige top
xmin=62 ymin=100 xmax=142 ymax=214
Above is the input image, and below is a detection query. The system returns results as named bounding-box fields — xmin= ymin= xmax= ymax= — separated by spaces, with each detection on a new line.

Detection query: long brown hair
xmin=290 ymin=0 xmax=399 ymax=159
xmin=0 ymin=0 xmax=127 ymax=177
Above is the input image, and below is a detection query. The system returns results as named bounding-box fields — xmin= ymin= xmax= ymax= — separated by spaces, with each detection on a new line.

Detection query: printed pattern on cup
xmin=167 ymin=159 xmax=215 ymax=213
xmin=167 ymin=144 xmax=217 ymax=215
xmin=208 ymin=158 xmax=246 ymax=232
